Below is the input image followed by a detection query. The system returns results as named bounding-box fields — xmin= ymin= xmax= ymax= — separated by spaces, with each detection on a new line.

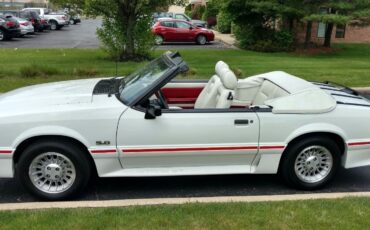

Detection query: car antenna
xmin=115 ymin=51 xmax=119 ymax=78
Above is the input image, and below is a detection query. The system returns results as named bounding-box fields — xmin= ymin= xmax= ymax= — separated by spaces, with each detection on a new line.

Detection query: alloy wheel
xmin=294 ymin=145 xmax=333 ymax=183
xmin=0 ymin=31 xmax=4 ymax=41
xmin=28 ymin=152 xmax=76 ymax=194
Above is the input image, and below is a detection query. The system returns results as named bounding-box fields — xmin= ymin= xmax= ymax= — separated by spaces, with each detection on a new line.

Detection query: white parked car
xmin=13 ymin=17 xmax=34 ymax=36
xmin=21 ymin=8 xmax=68 ymax=30
xmin=1 ymin=52 xmax=370 ymax=200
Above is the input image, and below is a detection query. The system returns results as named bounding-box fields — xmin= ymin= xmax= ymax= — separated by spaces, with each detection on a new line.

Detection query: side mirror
xmin=145 ymin=104 xmax=162 ymax=119
xmin=189 ymin=26 xmax=194 ymax=30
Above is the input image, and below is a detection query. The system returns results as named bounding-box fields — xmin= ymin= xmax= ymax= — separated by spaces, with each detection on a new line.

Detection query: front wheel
xmin=196 ymin=35 xmax=207 ymax=45
xmin=280 ymin=136 xmax=341 ymax=190
xmin=16 ymin=140 xmax=91 ymax=200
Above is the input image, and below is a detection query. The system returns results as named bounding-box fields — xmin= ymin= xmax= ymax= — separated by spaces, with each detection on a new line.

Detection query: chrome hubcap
xmin=198 ymin=36 xmax=206 ymax=44
xmin=29 ymin=152 xmax=76 ymax=194
xmin=0 ymin=31 xmax=4 ymax=40
xmin=294 ymin=146 xmax=333 ymax=183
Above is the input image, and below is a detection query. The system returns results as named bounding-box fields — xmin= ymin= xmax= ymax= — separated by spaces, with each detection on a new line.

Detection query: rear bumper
xmin=20 ymin=27 xmax=35 ymax=35
xmin=5 ymin=28 xmax=21 ymax=38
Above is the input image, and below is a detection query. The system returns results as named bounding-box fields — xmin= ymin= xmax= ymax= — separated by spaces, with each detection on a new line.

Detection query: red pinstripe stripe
xmin=123 ymin=146 xmax=285 ymax=153
xmin=259 ymin=146 xmax=286 ymax=150
xmin=348 ymin=141 xmax=370 ymax=146
xmin=90 ymin=149 xmax=117 ymax=154
xmin=0 ymin=150 xmax=12 ymax=154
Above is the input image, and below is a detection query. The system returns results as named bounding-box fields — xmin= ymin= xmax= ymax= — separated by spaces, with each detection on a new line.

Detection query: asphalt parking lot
xmin=0 ymin=19 xmax=231 ymax=49
xmin=1 ymin=166 xmax=370 ymax=203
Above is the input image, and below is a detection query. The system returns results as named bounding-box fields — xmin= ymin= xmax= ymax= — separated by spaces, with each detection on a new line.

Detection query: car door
xmin=174 ymin=21 xmax=194 ymax=41
xmin=158 ymin=21 xmax=176 ymax=42
xmin=117 ymin=108 xmax=260 ymax=169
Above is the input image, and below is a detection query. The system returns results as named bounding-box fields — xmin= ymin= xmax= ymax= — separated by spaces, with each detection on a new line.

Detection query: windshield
xmin=119 ymin=57 xmax=172 ymax=104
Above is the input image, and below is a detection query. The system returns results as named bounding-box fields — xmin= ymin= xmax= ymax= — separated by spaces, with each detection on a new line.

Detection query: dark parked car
xmin=0 ymin=14 xmax=21 ymax=41
xmin=18 ymin=10 xmax=45 ymax=32
xmin=153 ymin=12 xmax=207 ymax=28
xmin=152 ymin=19 xmax=214 ymax=45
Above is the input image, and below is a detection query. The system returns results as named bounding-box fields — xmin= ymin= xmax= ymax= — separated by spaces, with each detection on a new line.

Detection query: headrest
xmin=219 ymin=68 xmax=238 ymax=90
xmin=215 ymin=61 xmax=229 ymax=77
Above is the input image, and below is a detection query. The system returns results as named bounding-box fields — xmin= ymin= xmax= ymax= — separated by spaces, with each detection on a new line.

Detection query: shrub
xmin=191 ymin=5 xmax=206 ymax=20
xmin=185 ymin=4 xmax=192 ymax=18
xmin=202 ymin=0 xmax=220 ymax=27
xmin=20 ymin=65 xmax=60 ymax=78
xmin=216 ymin=11 xmax=232 ymax=34
xmin=233 ymin=25 xmax=294 ymax=52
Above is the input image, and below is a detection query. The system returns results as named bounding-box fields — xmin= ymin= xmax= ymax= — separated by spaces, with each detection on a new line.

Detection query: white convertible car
xmin=1 ymin=52 xmax=370 ymax=200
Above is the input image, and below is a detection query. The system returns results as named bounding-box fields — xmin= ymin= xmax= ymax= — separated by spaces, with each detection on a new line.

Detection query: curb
xmin=1 ymin=192 xmax=370 ymax=211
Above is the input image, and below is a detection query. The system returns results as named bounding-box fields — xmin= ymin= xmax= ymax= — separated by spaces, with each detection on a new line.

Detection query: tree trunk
xmin=324 ymin=22 xmax=334 ymax=47
xmin=124 ymin=14 xmax=136 ymax=60
xmin=304 ymin=21 xmax=312 ymax=49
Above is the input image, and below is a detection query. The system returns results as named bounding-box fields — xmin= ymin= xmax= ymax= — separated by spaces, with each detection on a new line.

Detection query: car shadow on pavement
xmin=1 ymin=166 xmax=370 ymax=203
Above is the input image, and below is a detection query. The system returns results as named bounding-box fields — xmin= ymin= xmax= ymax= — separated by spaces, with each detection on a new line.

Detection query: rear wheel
xmin=50 ymin=21 xmax=58 ymax=30
xmin=0 ymin=30 xmax=5 ymax=41
xmin=16 ymin=140 xmax=91 ymax=200
xmin=155 ymin=34 xmax=164 ymax=45
xmin=280 ymin=136 xmax=340 ymax=190
xmin=196 ymin=35 xmax=207 ymax=45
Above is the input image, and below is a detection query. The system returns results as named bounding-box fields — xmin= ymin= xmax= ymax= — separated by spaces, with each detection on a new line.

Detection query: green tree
xmin=51 ymin=0 xmax=186 ymax=61
xmin=224 ymin=0 xmax=301 ymax=51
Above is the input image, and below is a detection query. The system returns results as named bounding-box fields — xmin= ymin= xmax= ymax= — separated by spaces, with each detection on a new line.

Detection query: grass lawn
xmin=1 ymin=197 xmax=370 ymax=229
xmin=0 ymin=43 xmax=369 ymax=92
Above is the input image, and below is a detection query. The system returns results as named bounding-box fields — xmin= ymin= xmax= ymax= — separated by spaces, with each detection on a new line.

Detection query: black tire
xmin=196 ymin=34 xmax=207 ymax=45
xmin=16 ymin=140 xmax=91 ymax=200
xmin=50 ymin=21 xmax=58 ymax=30
xmin=280 ymin=136 xmax=341 ymax=190
xmin=0 ymin=30 xmax=5 ymax=41
xmin=155 ymin=34 xmax=164 ymax=45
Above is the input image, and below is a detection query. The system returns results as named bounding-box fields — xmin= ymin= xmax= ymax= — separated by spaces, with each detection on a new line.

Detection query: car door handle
xmin=234 ymin=119 xmax=249 ymax=125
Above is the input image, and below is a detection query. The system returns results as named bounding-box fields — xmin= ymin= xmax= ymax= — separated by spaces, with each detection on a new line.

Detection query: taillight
xmin=62 ymin=16 xmax=66 ymax=20
xmin=30 ymin=18 xmax=35 ymax=24
xmin=20 ymin=22 xmax=29 ymax=26
xmin=5 ymin=21 xmax=14 ymax=27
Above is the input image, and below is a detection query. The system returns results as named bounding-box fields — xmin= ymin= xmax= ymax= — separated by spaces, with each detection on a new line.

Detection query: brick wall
xmin=295 ymin=22 xmax=370 ymax=44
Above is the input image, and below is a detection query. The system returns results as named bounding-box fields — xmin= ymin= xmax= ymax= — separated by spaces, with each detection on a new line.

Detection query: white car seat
xmin=194 ymin=61 xmax=227 ymax=108
xmin=195 ymin=61 xmax=238 ymax=109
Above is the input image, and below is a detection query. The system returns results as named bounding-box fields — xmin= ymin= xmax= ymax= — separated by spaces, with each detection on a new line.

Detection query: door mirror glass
xmin=145 ymin=104 xmax=162 ymax=119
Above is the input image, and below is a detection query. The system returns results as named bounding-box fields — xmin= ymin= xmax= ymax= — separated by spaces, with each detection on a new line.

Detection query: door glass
xmin=176 ymin=21 xmax=191 ymax=29
xmin=175 ymin=14 xmax=186 ymax=20
xmin=160 ymin=21 xmax=174 ymax=28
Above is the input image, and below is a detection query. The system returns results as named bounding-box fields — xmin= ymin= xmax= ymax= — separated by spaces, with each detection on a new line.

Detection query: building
xmin=0 ymin=0 xmax=48 ymax=8
xmin=295 ymin=22 xmax=370 ymax=44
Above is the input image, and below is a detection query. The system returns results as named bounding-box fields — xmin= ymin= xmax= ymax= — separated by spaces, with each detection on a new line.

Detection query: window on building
xmin=335 ymin=24 xmax=346 ymax=38
xmin=317 ymin=8 xmax=328 ymax=38
xmin=317 ymin=23 xmax=326 ymax=38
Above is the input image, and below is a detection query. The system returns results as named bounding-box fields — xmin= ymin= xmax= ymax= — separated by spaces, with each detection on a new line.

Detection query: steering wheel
xmin=155 ymin=90 xmax=169 ymax=109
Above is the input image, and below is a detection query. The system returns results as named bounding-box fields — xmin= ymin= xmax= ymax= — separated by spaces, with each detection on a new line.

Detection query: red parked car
xmin=152 ymin=19 xmax=214 ymax=45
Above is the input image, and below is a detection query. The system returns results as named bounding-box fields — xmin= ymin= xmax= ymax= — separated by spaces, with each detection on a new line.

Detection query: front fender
xmin=12 ymin=125 xmax=91 ymax=149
